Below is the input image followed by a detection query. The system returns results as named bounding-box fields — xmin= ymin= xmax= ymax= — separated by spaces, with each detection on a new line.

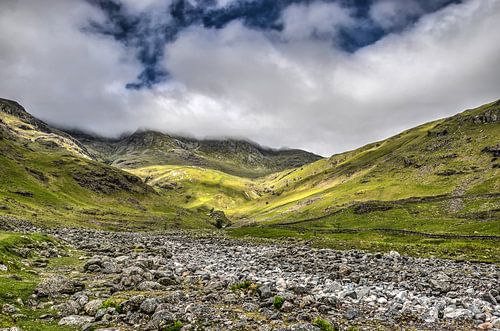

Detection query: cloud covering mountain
xmin=0 ymin=0 xmax=499 ymax=155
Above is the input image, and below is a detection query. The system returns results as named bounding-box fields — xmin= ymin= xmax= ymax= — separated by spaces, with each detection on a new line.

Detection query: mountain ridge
xmin=66 ymin=127 xmax=322 ymax=178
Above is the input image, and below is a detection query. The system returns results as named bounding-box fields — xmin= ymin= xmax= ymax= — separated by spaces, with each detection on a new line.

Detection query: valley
xmin=0 ymin=98 xmax=499 ymax=330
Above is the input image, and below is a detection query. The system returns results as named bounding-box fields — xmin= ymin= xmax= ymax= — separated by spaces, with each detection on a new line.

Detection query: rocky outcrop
xmin=472 ymin=108 xmax=499 ymax=124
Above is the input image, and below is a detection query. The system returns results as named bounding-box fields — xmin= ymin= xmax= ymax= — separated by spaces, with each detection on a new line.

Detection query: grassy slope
xmin=127 ymin=101 xmax=499 ymax=261
xmin=128 ymin=165 xmax=259 ymax=212
xmin=0 ymin=107 xmax=214 ymax=231
xmin=232 ymin=101 xmax=500 ymax=225
xmin=131 ymin=101 xmax=499 ymax=230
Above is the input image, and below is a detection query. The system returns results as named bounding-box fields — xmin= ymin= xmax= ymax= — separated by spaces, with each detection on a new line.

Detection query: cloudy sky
xmin=0 ymin=0 xmax=499 ymax=156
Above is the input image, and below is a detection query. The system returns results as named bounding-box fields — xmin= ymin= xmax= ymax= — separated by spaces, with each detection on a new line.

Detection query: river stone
xmin=58 ymin=315 xmax=93 ymax=326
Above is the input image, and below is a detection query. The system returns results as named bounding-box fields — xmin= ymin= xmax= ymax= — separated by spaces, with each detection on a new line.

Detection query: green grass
xmin=312 ymin=317 xmax=337 ymax=331
xmin=101 ymin=297 xmax=125 ymax=313
xmin=273 ymin=296 xmax=284 ymax=309
xmin=0 ymin=232 xmax=80 ymax=330
xmin=228 ymin=227 xmax=500 ymax=263
xmin=163 ymin=320 xmax=184 ymax=331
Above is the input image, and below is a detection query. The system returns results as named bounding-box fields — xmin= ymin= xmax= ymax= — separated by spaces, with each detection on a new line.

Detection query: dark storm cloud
xmin=85 ymin=0 xmax=460 ymax=88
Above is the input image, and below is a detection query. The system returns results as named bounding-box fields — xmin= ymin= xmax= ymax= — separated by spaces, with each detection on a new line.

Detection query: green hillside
xmin=235 ymin=100 xmax=500 ymax=224
xmin=0 ymin=99 xmax=214 ymax=230
xmin=128 ymin=100 xmax=499 ymax=232
xmin=126 ymin=100 xmax=499 ymax=260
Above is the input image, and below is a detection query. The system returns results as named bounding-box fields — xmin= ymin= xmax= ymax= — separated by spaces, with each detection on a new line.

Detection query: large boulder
xmin=58 ymin=315 xmax=93 ymax=327
xmin=35 ymin=276 xmax=84 ymax=297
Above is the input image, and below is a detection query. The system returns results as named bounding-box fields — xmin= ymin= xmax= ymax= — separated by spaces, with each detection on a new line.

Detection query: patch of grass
xmin=0 ymin=232 xmax=78 ymax=330
xmin=163 ymin=320 xmax=184 ymax=331
xmin=101 ymin=297 xmax=125 ymax=313
xmin=227 ymin=227 xmax=500 ymax=263
xmin=312 ymin=317 xmax=337 ymax=331
xmin=273 ymin=296 xmax=284 ymax=309
xmin=230 ymin=280 xmax=257 ymax=292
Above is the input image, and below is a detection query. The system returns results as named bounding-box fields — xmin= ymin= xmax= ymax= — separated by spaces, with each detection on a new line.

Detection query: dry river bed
xmin=1 ymin=224 xmax=499 ymax=331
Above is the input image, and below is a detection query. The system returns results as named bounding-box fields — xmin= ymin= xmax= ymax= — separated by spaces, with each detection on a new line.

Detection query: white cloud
xmin=0 ymin=0 xmax=499 ymax=156
xmin=0 ymin=0 xmax=144 ymax=134
xmin=119 ymin=0 xmax=170 ymax=13
xmin=370 ymin=0 xmax=423 ymax=30
xmin=281 ymin=1 xmax=354 ymax=40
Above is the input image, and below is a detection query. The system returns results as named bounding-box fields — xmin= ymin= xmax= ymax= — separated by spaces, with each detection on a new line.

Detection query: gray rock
xmin=443 ymin=308 xmax=473 ymax=320
xmin=140 ymin=298 xmax=158 ymax=314
xmin=242 ymin=302 xmax=259 ymax=312
xmin=344 ymin=308 xmax=358 ymax=320
xmin=258 ymin=285 xmax=273 ymax=299
xmin=58 ymin=315 xmax=93 ymax=326
xmin=137 ymin=281 xmax=164 ymax=291
xmin=101 ymin=261 xmax=121 ymax=274
xmin=55 ymin=300 xmax=80 ymax=316
xmin=84 ymin=299 xmax=104 ymax=316
xmin=286 ymin=323 xmax=320 ymax=331
xmin=120 ymin=295 xmax=145 ymax=313
xmin=387 ymin=250 xmax=401 ymax=258
xmin=35 ymin=276 xmax=83 ymax=297
xmin=148 ymin=309 xmax=175 ymax=329
xmin=483 ymin=292 xmax=498 ymax=306
xmin=429 ymin=272 xmax=452 ymax=292
xmin=281 ymin=301 xmax=294 ymax=312
xmin=1 ymin=304 xmax=19 ymax=314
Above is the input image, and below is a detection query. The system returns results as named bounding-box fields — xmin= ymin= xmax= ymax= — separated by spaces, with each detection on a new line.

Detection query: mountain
xmin=0 ymin=97 xmax=498 ymax=261
xmin=230 ymin=100 xmax=500 ymax=232
xmin=119 ymin=101 xmax=499 ymax=241
xmin=0 ymin=98 xmax=215 ymax=230
xmin=68 ymin=130 xmax=322 ymax=178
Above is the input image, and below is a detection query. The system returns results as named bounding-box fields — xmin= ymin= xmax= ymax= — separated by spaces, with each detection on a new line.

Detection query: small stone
xmin=0 ymin=264 xmax=7 ymax=272
xmin=258 ymin=285 xmax=273 ymax=299
xmin=395 ymin=291 xmax=407 ymax=302
xmin=140 ymin=298 xmax=158 ymax=314
xmin=387 ymin=250 xmax=401 ymax=258
xmin=137 ymin=281 xmax=164 ymax=291
xmin=483 ymin=292 xmax=498 ymax=306
xmin=281 ymin=301 xmax=294 ymax=312
xmin=149 ymin=310 xmax=175 ymax=329
xmin=377 ymin=297 xmax=388 ymax=304
xmin=55 ymin=300 xmax=80 ymax=316
xmin=242 ymin=302 xmax=259 ymax=312
xmin=2 ymin=304 xmax=19 ymax=314
xmin=429 ymin=272 xmax=452 ymax=292
xmin=443 ymin=308 xmax=473 ymax=320
xmin=344 ymin=308 xmax=358 ymax=320
xmin=58 ymin=315 xmax=93 ymax=327
xmin=84 ymin=299 xmax=103 ymax=316
xmin=478 ymin=322 xmax=492 ymax=329
xmin=276 ymin=278 xmax=287 ymax=291
xmin=338 ymin=265 xmax=352 ymax=277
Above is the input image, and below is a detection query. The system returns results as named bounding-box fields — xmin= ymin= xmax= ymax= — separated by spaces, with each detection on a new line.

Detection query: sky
xmin=0 ymin=0 xmax=499 ymax=156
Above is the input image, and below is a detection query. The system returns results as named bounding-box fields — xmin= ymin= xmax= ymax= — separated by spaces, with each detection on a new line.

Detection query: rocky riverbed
xmin=1 ymin=222 xmax=499 ymax=330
